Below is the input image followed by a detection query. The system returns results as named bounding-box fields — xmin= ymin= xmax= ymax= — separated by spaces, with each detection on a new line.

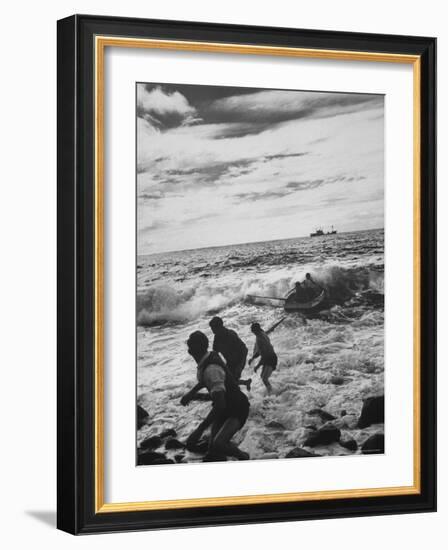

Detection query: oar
xmin=247 ymin=294 xmax=286 ymax=301
xmin=265 ymin=316 xmax=287 ymax=334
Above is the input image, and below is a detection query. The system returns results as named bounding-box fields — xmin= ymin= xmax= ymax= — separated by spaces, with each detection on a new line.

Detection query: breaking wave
xmin=137 ymin=264 xmax=383 ymax=326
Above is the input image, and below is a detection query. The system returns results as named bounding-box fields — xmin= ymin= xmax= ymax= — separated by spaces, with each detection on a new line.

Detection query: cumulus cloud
xmin=137 ymin=85 xmax=201 ymax=129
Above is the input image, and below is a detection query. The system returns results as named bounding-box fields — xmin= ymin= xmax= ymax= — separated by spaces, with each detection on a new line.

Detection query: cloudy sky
xmin=137 ymin=83 xmax=384 ymax=255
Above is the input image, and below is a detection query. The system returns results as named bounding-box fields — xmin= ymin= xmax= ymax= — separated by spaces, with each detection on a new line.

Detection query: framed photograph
xmin=57 ymin=15 xmax=436 ymax=534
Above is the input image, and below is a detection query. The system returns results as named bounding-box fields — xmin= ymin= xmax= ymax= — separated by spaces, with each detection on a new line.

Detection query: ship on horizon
xmin=310 ymin=226 xmax=338 ymax=237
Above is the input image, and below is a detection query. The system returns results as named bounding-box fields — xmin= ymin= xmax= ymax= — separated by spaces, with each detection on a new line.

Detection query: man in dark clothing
xmin=181 ymin=330 xmax=250 ymax=461
xmin=209 ymin=316 xmax=252 ymax=391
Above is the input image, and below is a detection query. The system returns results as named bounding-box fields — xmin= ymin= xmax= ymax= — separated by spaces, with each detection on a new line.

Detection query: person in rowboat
xmin=248 ymin=322 xmax=278 ymax=394
xmin=180 ymin=331 xmax=250 ymax=461
xmin=209 ymin=316 xmax=252 ymax=391
xmin=302 ymin=272 xmax=323 ymax=300
xmin=294 ymin=281 xmax=306 ymax=302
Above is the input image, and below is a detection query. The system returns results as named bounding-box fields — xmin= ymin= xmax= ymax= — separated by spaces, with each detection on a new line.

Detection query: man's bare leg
xmin=261 ymin=365 xmax=273 ymax=394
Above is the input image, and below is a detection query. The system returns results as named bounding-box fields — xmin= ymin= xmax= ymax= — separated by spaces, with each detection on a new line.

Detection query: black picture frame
xmin=57 ymin=14 xmax=436 ymax=535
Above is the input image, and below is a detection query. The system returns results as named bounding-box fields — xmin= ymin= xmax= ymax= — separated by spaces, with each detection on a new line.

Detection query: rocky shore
xmin=137 ymin=394 xmax=384 ymax=465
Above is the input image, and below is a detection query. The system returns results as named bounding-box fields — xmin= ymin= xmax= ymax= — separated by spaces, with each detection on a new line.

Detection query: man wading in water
xmin=180 ymin=331 xmax=250 ymax=461
xmin=209 ymin=316 xmax=252 ymax=391
xmin=249 ymin=322 xmax=278 ymax=394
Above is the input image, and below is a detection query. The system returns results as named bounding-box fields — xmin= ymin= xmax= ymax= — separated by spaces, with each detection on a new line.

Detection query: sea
xmin=137 ymin=228 xmax=385 ymax=462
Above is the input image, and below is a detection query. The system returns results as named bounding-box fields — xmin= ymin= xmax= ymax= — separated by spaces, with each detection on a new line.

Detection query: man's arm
xmin=248 ymin=340 xmax=260 ymax=364
xmin=253 ymin=358 xmax=263 ymax=372
xmin=180 ymin=382 xmax=204 ymax=406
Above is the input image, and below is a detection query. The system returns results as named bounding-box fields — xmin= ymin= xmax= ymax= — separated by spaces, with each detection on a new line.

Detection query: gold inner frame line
xmin=94 ymin=35 xmax=421 ymax=514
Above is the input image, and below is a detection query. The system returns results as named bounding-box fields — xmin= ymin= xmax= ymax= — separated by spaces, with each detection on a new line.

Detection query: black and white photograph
xmin=136 ymin=82 xmax=385 ymax=465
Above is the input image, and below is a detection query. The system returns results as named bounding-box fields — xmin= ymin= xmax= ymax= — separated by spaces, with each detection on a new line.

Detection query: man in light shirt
xmin=181 ymin=331 xmax=250 ymax=461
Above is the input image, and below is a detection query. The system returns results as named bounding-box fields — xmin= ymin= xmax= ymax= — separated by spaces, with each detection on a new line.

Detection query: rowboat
xmin=284 ymin=288 xmax=326 ymax=312
xmin=247 ymin=287 xmax=327 ymax=313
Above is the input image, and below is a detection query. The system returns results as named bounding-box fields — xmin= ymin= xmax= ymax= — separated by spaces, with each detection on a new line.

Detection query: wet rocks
xmin=303 ymin=424 xmax=341 ymax=447
xmin=186 ymin=437 xmax=209 ymax=454
xmin=152 ymin=458 xmax=175 ymax=465
xmin=285 ymin=447 xmax=321 ymax=458
xmin=266 ymin=420 xmax=286 ymax=430
xmin=140 ymin=435 xmax=162 ymax=451
xmin=203 ymin=453 xmax=227 ymax=462
xmin=357 ymin=395 xmax=384 ymax=428
xmin=340 ymin=438 xmax=358 ymax=452
xmin=165 ymin=437 xmax=185 ymax=450
xmin=137 ymin=405 xmax=149 ymax=429
xmin=339 ymin=413 xmax=359 ymax=430
xmin=361 ymin=432 xmax=384 ymax=454
xmin=138 ymin=451 xmax=174 ymax=465
xmin=306 ymin=408 xmax=336 ymax=422
xmin=159 ymin=428 xmax=177 ymax=439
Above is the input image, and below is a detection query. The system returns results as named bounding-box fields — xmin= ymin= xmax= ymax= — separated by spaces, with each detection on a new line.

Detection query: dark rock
xmin=151 ymin=458 xmax=175 ymax=465
xmin=361 ymin=433 xmax=384 ymax=454
xmin=330 ymin=375 xmax=345 ymax=385
xmin=159 ymin=428 xmax=177 ymax=439
xmin=174 ymin=453 xmax=185 ymax=463
xmin=202 ymin=453 xmax=227 ymax=462
xmin=307 ymin=408 xmax=336 ymax=422
xmin=304 ymin=425 xmax=341 ymax=447
xmin=137 ymin=451 xmax=167 ymax=465
xmin=305 ymin=425 xmax=317 ymax=431
xmin=357 ymin=395 xmax=384 ymax=428
xmin=137 ymin=405 xmax=149 ymax=429
xmin=285 ymin=447 xmax=321 ymax=458
xmin=266 ymin=420 xmax=286 ymax=430
xmin=340 ymin=410 xmax=347 ymax=417
xmin=140 ymin=435 xmax=162 ymax=451
xmin=186 ymin=437 xmax=209 ymax=454
xmin=340 ymin=438 xmax=358 ymax=452
xmin=165 ymin=437 xmax=185 ymax=450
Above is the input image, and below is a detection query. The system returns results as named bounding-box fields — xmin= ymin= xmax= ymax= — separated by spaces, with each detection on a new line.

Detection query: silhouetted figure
xmin=180 ymin=331 xmax=250 ymax=461
xmin=209 ymin=316 xmax=252 ymax=391
xmin=249 ymin=322 xmax=278 ymax=394
xmin=302 ymin=272 xmax=322 ymax=300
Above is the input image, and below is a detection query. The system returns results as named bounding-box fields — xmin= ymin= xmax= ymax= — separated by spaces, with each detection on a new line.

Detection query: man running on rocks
xmin=180 ymin=331 xmax=250 ymax=462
